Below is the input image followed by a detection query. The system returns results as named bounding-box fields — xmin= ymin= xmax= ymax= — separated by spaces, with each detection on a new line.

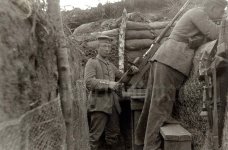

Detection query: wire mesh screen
xmin=175 ymin=43 xmax=210 ymax=150
xmin=0 ymin=98 xmax=66 ymax=150
xmin=0 ymin=119 xmax=21 ymax=150
xmin=73 ymin=80 xmax=90 ymax=150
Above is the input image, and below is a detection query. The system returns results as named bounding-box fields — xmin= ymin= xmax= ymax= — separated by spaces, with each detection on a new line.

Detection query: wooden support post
xmin=118 ymin=8 xmax=127 ymax=73
xmin=73 ymin=80 xmax=90 ymax=150
xmin=47 ymin=0 xmax=74 ymax=149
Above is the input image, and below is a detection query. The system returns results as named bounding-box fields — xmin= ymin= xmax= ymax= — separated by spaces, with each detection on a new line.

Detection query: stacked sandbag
xmin=86 ymin=28 xmax=119 ymax=49
xmin=124 ymin=20 xmax=173 ymax=63
xmin=126 ymin=39 xmax=154 ymax=51
xmin=126 ymin=30 xmax=155 ymax=39
xmin=73 ymin=21 xmax=102 ymax=35
xmin=125 ymin=21 xmax=154 ymax=63
xmin=73 ymin=19 xmax=118 ymax=36
xmin=72 ymin=12 xmax=173 ymax=71
xmin=122 ymin=18 xmax=174 ymax=88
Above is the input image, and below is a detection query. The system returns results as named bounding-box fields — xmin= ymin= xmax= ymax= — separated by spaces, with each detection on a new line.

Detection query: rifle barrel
xmin=143 ymin=0 xmax=191 ymax=58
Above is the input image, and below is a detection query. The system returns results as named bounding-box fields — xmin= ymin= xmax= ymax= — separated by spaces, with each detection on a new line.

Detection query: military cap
xmin=97 ymin=35 xmax=113 ymax=43
xmin=206 ymin=0 xmax=227 ymax=7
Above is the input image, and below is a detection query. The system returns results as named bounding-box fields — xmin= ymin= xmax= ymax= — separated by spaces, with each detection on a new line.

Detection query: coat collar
xmin=96 ymin=55 xmax=109 ymax=65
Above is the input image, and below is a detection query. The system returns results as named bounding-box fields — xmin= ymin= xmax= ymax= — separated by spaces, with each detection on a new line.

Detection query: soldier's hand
xmin=129 ymin=65 xmax=139 ymax=75
xmin=213 ymin=55 xmax=227 ymax=69
xmin=108 ymin=81 xmax=122 ymax=91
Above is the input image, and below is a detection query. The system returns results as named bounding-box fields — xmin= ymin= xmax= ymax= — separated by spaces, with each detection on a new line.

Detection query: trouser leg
xmin=89 ymin=112 xmax=108 ymax=150
xmin=105 ymin=107 xmax=120 ymax=146
xmin=135 ymin=63 xmax=154 ymax=145
xmin=143 ymin=62 xmax=185 ymax=150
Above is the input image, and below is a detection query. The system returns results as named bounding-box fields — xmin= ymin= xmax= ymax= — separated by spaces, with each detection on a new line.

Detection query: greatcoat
xmin=84 ymin=55 xmax=122 ymax=114
xmin=135 ymin=7 xmax=221 ymax=150
xmin=152 ymin=7 xmax=220 ymax=76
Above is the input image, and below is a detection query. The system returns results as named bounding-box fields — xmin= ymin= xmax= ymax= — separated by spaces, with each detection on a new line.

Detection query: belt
xmin=169 ymin=36 xmax=189 ymax=44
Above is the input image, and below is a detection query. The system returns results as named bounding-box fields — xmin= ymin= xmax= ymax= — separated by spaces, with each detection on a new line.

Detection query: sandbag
xmin=153 ymin=28 xmax=172 ymax=37
xmin=86 ymin=40 xmax=99 ymax=48
xmin=125 ymin=39 xmax=153 ymax=51
xmin=127 ymin=12 xmax=150 ymax=22
xmin=126 ymin=49 xmax=147 ymax=63
xmin=149 ymin=20 xmax=175 ymax=29
xmin=90 ymin=32 xmax=101 ymax=38
xmin=72 ymin=35 xmax=96 ymax=43
xmin=125 ymin=30 xmax=156 ymax=40
xmin=102 ymin=28 xmax=119 ymax=37
xmin=86 ymin=37 xmax=118 ymax=49
xmin=90 ymin=29 xmax=119 ymax=40
xmin=73 ymin=21 xmax=101 ymax=35
xmin=116 ymin=13 xmax=149 ymax=27
xmin=126 ymin=21 xmax=151 ymax=30
xmin=100 ymin=19 xmax=118 ymax=29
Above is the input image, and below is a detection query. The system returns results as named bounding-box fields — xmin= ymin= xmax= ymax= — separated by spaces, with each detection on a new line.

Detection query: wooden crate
xmin=160 ymin=124 xmax=192 ymax=150
xmin=127 ymin=89 xmax=192 ymax=150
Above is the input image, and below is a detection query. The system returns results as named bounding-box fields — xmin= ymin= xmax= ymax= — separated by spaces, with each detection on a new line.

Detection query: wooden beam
xmin=118 ymin=8 xmax=127 ymax=73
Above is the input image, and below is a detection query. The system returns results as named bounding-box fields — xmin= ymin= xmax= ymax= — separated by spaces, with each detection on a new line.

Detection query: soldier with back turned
xmin=135 ymin=0 xmax=227 ymax=150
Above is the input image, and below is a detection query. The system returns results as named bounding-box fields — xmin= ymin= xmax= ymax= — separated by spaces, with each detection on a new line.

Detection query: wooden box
xmin=160 ymin=124 xmax=192 ymax=150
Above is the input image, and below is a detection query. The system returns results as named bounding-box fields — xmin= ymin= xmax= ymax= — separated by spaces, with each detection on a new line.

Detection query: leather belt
xmin=169 ymin=36 xmax=189 ymax=44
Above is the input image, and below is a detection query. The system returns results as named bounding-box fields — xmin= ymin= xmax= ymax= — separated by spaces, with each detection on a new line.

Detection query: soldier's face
xmin=97 ymin=42 xmax=112 ymax=58
xmin=209 ymin=5 xmax=225 ymax=20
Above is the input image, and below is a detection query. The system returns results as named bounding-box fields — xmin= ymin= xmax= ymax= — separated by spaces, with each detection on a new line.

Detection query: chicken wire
xmin=176 ymin=43 xmax=212 ymax=150
xmin=0 ymin=98 xmax=66 ymax=150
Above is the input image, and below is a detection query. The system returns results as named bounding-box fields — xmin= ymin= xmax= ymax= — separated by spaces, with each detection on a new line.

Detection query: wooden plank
xmin=127 ymin=89 xmax=146 ymax=96
xmin=132 ymin=110 xmax=144 ymax=150
xmin=122 ymin=89 xmax=146 ymax=98
xmin=131 ymin=99 xmax=144 ymax=110
xmin=118 ymin=8 xmax=127 ymax=73
xmin=131 ymin=95 xmax=145 ymax=99
xmin=160 ymin=124 xmax=192 ymax=141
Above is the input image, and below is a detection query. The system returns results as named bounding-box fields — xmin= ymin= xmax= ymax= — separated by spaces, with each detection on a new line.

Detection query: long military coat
xmin=152 ymin=7 xmax=220 ymax=76
xmin=84 ymin=55 xmax=123 ymax=114
xmin=135 ymin=7 xmax=222 ymax=147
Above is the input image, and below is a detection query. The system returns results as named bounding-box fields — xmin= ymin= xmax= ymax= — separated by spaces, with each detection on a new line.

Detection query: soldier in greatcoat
xmin=84 ymin=35 xmax=138 ymax=150
xmin=135 ymin=0 xmax=227 ymax=150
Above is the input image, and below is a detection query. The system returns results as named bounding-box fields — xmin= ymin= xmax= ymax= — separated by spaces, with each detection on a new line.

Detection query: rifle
xmin=120 ymin=0 xmax=191 ymax=89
